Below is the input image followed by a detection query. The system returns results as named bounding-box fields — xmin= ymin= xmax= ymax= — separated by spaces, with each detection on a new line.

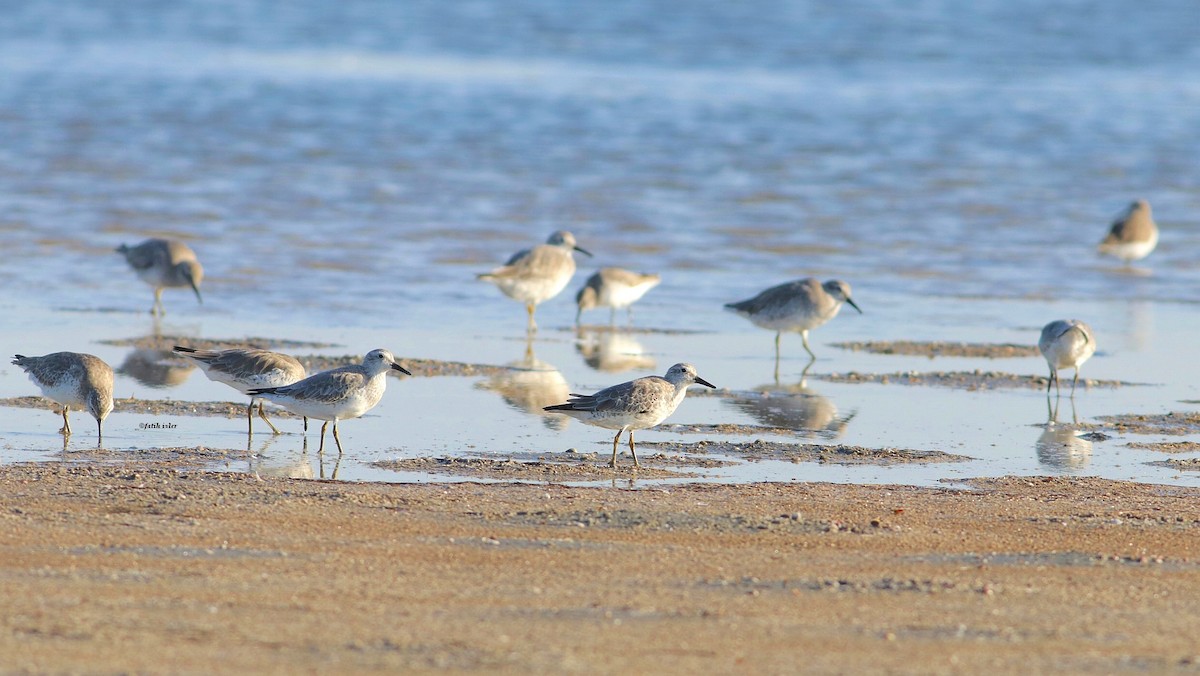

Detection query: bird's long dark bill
xmin=846 ymin=298 xmax=862 ymax=314
xmin=696 ymin=376 xmax=716 ymax=389
xmin=574 ymin=246 xmax=593 ymax=257
xmin=191 ymin=284 xmax=203 ymax=304
xmin=391 ymin=363 xmax=413 ymax=376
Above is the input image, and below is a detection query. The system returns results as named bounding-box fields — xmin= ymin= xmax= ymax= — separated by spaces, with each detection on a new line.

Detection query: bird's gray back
xmin=278 ymin=368 xmax=369 ymax=403
xmin=200 ymin=349 xmax=305 ymax=380
xmin=728 ymin=279 xmax=823 ymax=320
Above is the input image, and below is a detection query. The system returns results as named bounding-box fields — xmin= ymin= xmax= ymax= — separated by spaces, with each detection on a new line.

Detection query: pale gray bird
xmin=1038 ymin=319 xmax=1096 ymax=397
xmin=248 ymin=349 xmax=411 ymax=455
xmin=1098 ymin=199 xmax=1158 ymax=264
xmin=173 ymin=346 xmax=308 ymax=435
xmin=575 ymin=267 xmax=662 ymax=325
xmin=12 ymin=352 xmax=114 ymax=440
xmin=116 ymin=238 xmax=204 ymax=315
xmin=544 ymin=362 xmax=715 ymax=469
xmin=478 ymin=231 xmax=592 ymax=331
xmin=725 ymin=278 xmax=862 ymax=362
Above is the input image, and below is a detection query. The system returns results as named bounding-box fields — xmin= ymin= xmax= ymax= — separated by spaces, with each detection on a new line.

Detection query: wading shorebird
xmin=12 ymin=352 xmax=114 ymax=441
xmin=116 ymin=238 xmax=204 ymax=315
xmin=544 ymin=362 xmax=715 ymax=469
xmin=575 ymin=267 xmax=661 ymax=325
xmin=248 ymin=349 xmax=410 ymax=455
xmin=1038 ymin=319 xmax=1096 ymax=397
xmin=173 ymin=346 xmax=308 ymax=435
xmin=725 ymin=278 xmax=862 ymax=363
xmin=478 ymin=231 xmax=591 ymax=332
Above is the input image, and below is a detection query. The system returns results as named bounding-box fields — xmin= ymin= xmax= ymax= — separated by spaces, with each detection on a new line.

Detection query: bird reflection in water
xmin=1036 ymin=397 xmax=1092 ymax=471
xmin=247 ymin=434 xmax=315 ymax=480
xmin=476 ymin=340 xmax=571 ymax=430
xmin=118 ymin=348 xmax=196 ymax=388
xmin=574 ymin=327 xmax=656 ymax=374
xmin=724 ymin=366 xmax=855 ymax=438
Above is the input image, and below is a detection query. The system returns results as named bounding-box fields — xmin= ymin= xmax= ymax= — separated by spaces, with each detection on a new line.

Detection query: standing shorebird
xmin=1098 ymin=199 xmax=1158 ymax=265
xmin=1038 ymin=319 xmax=1096 ymax=397
xmin=575 ymin=267 xmax=662 ymax=325
xmin=478 ymin=231 xmax=591 ymax=331
xmin=116 ymin=238 xmax=204 ymax=315
xmin=725 ymin=278 xmax=862 ymax=363
xmin=172 ymin=346 xmax=308 ymax=436
xmin=544 ymin=362 xmax=715 ymax=469
xmin=247 ymin=349 xmax=411 ymax=455
xmin=12 ymin=352 xmax=114 ymax=441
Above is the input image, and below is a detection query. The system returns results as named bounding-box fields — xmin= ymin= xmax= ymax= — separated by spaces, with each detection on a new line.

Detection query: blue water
xmin=2 ymin=0 xmax=1200 ymax=486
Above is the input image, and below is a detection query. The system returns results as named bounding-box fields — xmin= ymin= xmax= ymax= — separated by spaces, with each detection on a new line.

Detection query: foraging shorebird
xmin=172 ymin=346 xmax=308 ymax=435
xmin=544 ymin=362 xmax=715 ymax=469
xmin=116 ymin=238 xmax=204 ymax=315
xmin=575 ymin=267 xmax=661 ymax=325
xmin=478 ymin=231 xmax=591 ymax=331
xmin=1038 ymin=319 xmax=1096 ymax=397
xmin=12 ymin=352 xmax=114 ymax=441
xmin=248 ymin=349 xmax=410 ymax=455
xmin=725 ymin=278 xmax=861 ymax=362
xmin=1098 ymin=199 xmax=1158 ymax=264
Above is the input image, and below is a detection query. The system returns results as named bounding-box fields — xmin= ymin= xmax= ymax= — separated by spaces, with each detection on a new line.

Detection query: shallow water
xmin=2 ymin=1 xmax=1200 ymax=486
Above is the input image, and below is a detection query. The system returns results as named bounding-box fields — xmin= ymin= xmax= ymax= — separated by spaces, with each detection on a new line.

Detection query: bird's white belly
xmin=1045 ymin=337 xmax=1095 ymax=370
xmin=749 ymin=309 xmax=836 ymax=333
xmin=494 ymin=274 xmax=571 ymax=305
xmin=601 ymin=282 xmax=652 ymax=309
xmin=35 ymin=378 xmax=85 ymax=409
xmin=222 ymin=370 xmax=302 ymax=394
xmin=1103 ymin=235 xmax=1157 ymax=262
xmin=268 ymin=382 xmax=385 ymax=421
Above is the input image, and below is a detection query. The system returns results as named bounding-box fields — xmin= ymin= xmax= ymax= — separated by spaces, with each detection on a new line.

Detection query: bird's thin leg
xmin=1053 ymin=369 xmax=1061 ymax=398
xmin=1070 ymin=368 xmax=1080 ymax=398
xmin=257 ymin=400 xmax=282 ymax=435
xmin=610 ymin=430 xmax=621 ymax=468
xmin=59 ymin=407 xmax=72 ymax=436
xmin=800 ymin=330 xmax=817 ymax=360
xmin=317 ymin=421 xmax=329 ymax=455
xmin=246 ymin=401 xmax=255 ymax=436
xmin=332 ymin=419 xmax=344 ymax=455
xmin=152 ymin=287 xmax=164 ymax=316
xmin=1045 ymin=367 xmax=1053 ymax=395
xmin=526 ymin=303 xmax=537 ymax=332
xmin=628 ymin=430 xmax=639 ymax=468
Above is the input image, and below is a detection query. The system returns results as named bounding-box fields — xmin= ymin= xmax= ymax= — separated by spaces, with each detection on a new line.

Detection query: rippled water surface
xmin=2 ymin=0 xmax=1200 ymax=486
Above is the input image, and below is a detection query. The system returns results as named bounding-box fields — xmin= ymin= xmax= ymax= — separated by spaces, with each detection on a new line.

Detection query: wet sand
xmin=4 ymin=346 xmax=1200 ymax=672
xmin=3 ymin=462 xmax=1200 ymax=674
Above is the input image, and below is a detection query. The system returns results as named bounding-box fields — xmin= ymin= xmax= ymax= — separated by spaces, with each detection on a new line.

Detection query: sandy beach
xmin=2 ymin=461 xmax=1198 ymax=674
xmin=5 ymin=2 xmax=1200 ymax=673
